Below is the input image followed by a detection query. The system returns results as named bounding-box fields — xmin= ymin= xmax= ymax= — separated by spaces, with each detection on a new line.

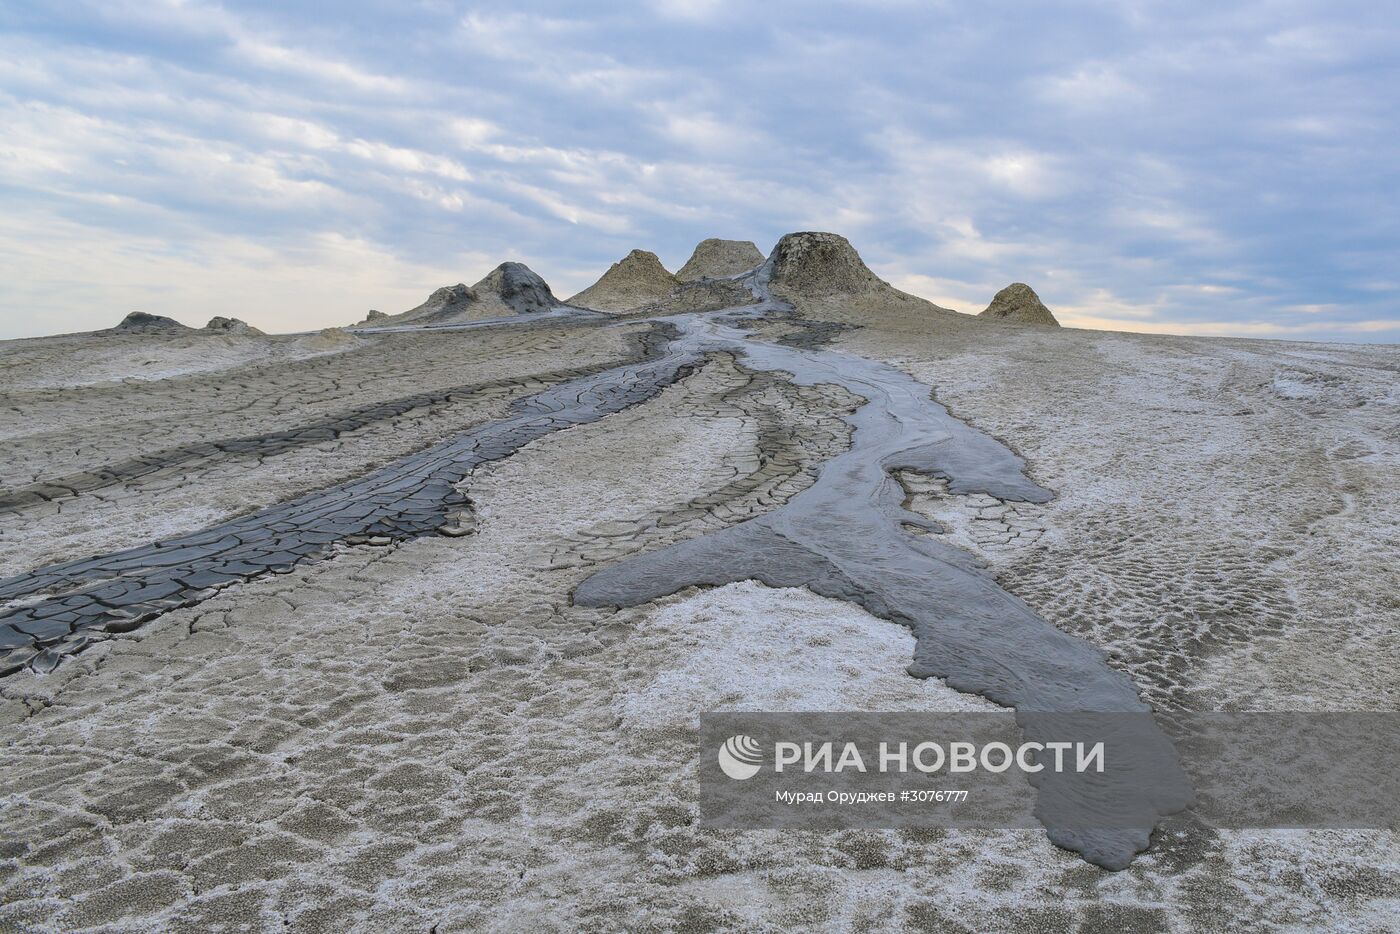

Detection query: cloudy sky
xmin=1 ymin=1 xmax=1397 ymax=341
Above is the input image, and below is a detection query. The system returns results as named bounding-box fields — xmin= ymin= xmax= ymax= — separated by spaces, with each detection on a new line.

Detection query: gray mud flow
xmin=575 ymin=270 xmax=1193 ymax=869
xmin=0 ymin=362 xmax=615 ymax=514
xmin=0 ymin=324 xmax=700 ymax=675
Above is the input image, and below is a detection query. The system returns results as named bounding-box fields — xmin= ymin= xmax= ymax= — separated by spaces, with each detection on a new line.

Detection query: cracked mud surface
xmin=0 ymin=321 xmax=689 ymax=673
xmin=2 ymin=270 xmax=1192 ymax=870
xmin=1 ymin=278 xmax=1397 ymax=929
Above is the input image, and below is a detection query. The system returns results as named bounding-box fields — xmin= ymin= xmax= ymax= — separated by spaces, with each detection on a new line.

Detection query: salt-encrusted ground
xmin=1 ymin=245 xmax=1397 ymax=931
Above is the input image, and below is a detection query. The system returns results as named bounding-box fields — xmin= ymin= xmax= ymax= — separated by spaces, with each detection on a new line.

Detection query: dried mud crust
xmin=824 ymin=306 xmax=1399 ymax=718
xmin=0 ymin=235 xmax=1397 ymax=928
xmin=731 ymin=309 xmax=859 ymax=351
xmin=897 ymin=471 xmax=1051 ymax=551
xmin=894 ymin=462 xmax=1295 ymax=719
xmin=0 ymin=328 xmax=357 ymax=390
xmin=0 ymin=322 xmax=643 ymax=539
xmin=0 ymin=341 xmax=793 ymax=930
xmin=1 ymin=340 xmax=1393 ymax=932
xmin=547 ymin=354 xmax=860 ymax=570
xmin=0 ymin=321 xmax=679 ymax=675
xmin=0 ymin=363 xmax=626 ymax=517
xmin=0 ymin=366 xmax=600 ymax=581
xmin=0 ymin=322 xmax=636 ymax=488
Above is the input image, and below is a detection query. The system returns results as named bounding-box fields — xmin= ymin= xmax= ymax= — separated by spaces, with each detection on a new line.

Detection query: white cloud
xmin=981 ymin=152 xmax=1063 ymax=198
xmin=659 ymin=111 xmax=738 ymax=151
xmin=650 ymin=0 xmax=729 ymax=22
xmin=870 ymin=131 xmax=1074 ymax=243
xmin=1039 ymin=63 xmax=1147 ymax=111
xmin=1264 ymin=26 xmax=1350 ymax=64
xmin=231 ymin=38 xmax=410 ymax=94
xmin=880 ymin=272 xmax=983 ymax=314
xmin=56 ymin=0 xmax=415 ymax=97
xmin=932 ymin=217 xmax=1025 ymax=263
xmin=341 ymin=139 xmax=472 ymax=181
xmin=457 ymin=10 xmax=579 ymax=50
xmin=646 ymin=101 xmax=772 ymax=157
xmin=1333 ymin=319 xmax=1400 ymax=333
xmin=257 ymin=114 xmax=343 ymax=150
xmin=501 ymin=180 xmax=632 ymax=233
xmin=1113 ymin=204 xmax=1225 ymax=249
xmin=1054 ymin=290 xmax=1168 ymax=327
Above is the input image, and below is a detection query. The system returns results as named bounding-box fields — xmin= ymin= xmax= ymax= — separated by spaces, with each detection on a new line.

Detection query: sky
xmin=1 ymin=1 xmax=1398 ymax=342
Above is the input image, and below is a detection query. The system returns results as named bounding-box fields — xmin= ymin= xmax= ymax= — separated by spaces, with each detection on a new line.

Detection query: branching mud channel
xmin=0 ymin=271 xmax=1189 ymax=869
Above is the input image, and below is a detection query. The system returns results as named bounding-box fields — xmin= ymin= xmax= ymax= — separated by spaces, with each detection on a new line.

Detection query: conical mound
xmin=978 ymin=283 xmax=1061 ymax=327
xmin=370 ymin=283 xmax=472 ymax=326
xmin=676 ymin=238 xmax=765 ymax=281
xmin=764 ymin=232 xmax=888 ymax=297
xmin=470 ymin=262 xmax=558 ymax=317
xmin=362 ymin=263 xmax=558 ymax=327
xmin=567 ymin=249 xmax=678 ymax=312
xmin=759 ymin=232 xmax=966 ymax=333
xmin=204 ymin=316 xmax=264 ymax=336
xmin=110 ymin=312 xmax=192 ymax=334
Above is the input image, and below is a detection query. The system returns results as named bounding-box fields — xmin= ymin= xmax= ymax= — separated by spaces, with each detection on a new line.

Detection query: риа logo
xmin=718 ymin=735 xmax=763 ymax=780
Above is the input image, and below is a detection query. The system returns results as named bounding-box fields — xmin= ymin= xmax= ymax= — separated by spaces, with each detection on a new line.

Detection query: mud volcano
xmin=362 ymin=262 xmax=559 ymax=327
xmin=568 ymin=249 xmax=678 ymax=312
xmin=109 ymin=311 xmax=192 ymax=333
xmin=676 ymin=238 xmax=765 ymax=281
xmin=980 ymin=282 xmax=1061 ymax=327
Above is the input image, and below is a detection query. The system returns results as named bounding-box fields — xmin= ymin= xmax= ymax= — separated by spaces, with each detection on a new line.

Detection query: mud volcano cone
xmin=110 ymin=312 xmax=193 ymax=333
xmin=979 ymin=283 xmax=1061 ymax=327
xmin=765 ymin=231 xmax=889 ymax=297
xmin=472 ymin=262 xmax=557 ymax=316
xmin=676 ymin=238 xmax=765 ymax=281
xmin=567 ymin=249 xmax=678 ymax=312
xmin=365 ymin=262 xmax=558 ymax=327
xmin=204 ymin=317 xmax=264 ymax=336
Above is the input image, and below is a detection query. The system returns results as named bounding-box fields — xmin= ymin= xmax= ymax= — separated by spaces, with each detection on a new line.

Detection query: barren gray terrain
xmin=0 ymin=234 xmax=1396 ymax=932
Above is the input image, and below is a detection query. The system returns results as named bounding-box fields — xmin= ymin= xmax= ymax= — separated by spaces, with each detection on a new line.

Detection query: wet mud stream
xmin=0 ymin=271 xmax=1190 ymax=868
